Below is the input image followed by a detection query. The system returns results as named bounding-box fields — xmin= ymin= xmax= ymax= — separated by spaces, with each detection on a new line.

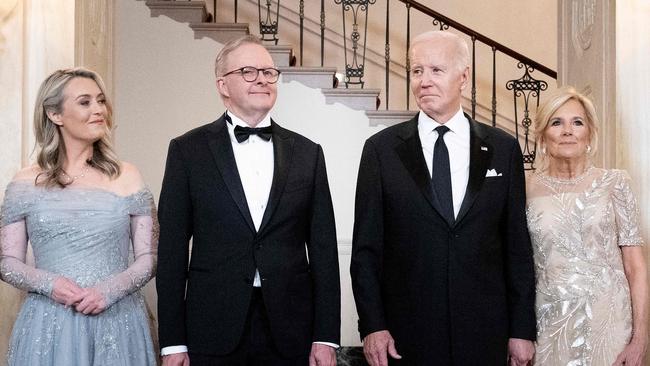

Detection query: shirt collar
xmin=417 ymin=107 xmax=469 ymax=138
xmin=225 ymin=110 xmax=273 ymax=144
xmin=226 ymin=110 xmax=272 ymax=128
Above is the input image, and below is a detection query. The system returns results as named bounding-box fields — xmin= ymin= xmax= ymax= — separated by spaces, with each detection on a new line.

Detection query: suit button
xmin=454 ymin=234 xmax=460 ymax=238
xmin=256 ymin=244 xmax=262 ymax=250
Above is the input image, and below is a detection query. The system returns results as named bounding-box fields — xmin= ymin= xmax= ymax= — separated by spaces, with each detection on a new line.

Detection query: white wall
xmin=113 ymin=1 xmax=223 ymax=197
xmin=616 ymin=6 xmax=650 ymax=356
xmin=275 ymin=82 xmax=383 ymax=346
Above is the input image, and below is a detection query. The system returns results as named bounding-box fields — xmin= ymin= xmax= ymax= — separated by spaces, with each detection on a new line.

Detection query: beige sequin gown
xmin=526 ymin=168 xmax=644 ymax=365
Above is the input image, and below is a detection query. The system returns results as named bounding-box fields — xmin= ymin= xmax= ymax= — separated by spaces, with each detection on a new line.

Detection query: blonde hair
xmin=34 ymin=67 xmax=121 ymax=187
xmin=533 ymin=86 xmax=599 ymax=171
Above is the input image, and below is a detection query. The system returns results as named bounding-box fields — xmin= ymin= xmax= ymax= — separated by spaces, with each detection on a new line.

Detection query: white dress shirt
xmin=161 ymin=110 xmax=336 ymax=356
xmin=417 ymin=107 xmax=470 ymax=218
xmin=227 ymin=111 xmax=275 ymax=288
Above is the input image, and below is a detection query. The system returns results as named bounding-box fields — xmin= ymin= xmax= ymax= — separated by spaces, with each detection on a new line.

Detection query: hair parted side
xmin=34 ymin=67 xmax=121 ymax=188
xmin=214 ymin=34 xmax=264 ymax=78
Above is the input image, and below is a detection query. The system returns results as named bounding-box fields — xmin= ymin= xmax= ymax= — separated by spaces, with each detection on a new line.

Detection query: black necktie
xmin=234 ymin=125 xmax=273 ymax=143
xmin=432 ymin=125 xmax=454 ymax=224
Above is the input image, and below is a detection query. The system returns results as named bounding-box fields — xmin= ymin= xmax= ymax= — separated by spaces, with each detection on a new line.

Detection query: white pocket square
xmin=485 ymin=169 xmax=502 ymax=177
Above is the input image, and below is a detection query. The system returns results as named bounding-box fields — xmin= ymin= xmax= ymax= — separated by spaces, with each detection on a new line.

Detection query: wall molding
xmin=75 ymin=0 xmax=114 ymax=96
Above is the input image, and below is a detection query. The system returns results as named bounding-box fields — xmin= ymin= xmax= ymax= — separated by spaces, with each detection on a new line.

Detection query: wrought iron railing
xmin=259 ymin=0 xmax=280 ymax=44
xmin=333 ymin=0 xmax=374 ymax=87
xmin=219 ymin=0 xmax=327 ymax=66
xmin=196 ymin=0 xmax=556 ymax=169
xmin=397 ymin=0 xmax=555 ymax=169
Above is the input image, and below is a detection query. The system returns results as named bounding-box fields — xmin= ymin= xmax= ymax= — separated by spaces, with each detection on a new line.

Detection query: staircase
xmin=143 ymin=0 xmax=410 ymax=127
xmin=141 ymin=0 xmax=557 ymax=160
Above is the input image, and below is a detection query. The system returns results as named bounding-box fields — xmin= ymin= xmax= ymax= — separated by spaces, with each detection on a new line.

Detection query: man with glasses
xmin=157 ymin=35 xmax=341 ymax=366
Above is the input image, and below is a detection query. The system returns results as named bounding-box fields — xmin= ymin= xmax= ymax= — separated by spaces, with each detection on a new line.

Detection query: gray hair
xmin=214 ymin=35 xmax=263 ymax=77
xmin=410 ymin=31 xmax=470 ymax=72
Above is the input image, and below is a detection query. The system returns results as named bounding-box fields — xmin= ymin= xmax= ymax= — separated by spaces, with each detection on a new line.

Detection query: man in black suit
xmin=157 ymin=35 xmax=340 ymax=366
xmin=350 ymin=31 xmax=536 ymax=366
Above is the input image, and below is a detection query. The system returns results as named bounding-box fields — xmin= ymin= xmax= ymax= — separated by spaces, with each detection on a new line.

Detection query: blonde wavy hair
xmin=533 ymin=86 xmax=599 ymax=172
xmin=34 ymin=68 xmax=121 ymax=187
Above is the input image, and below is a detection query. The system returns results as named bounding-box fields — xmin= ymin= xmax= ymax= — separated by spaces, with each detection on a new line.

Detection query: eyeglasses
xmin=221 ymin=66 xmax=281 ymax=84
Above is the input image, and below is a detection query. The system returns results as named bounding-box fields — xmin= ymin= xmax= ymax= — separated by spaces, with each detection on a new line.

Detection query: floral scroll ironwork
xmin=334 ymin=0 xmax=376 ymax=87
xmin=506 ymin=63 xmax=549 ymax=170
xmin=258 ymin=0 xmax=280 ymax=44
xmin=432 ymin=17 xmax=449 ymax=30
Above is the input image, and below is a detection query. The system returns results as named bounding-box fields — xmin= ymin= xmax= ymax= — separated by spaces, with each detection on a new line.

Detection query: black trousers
xmin=189 ymin=288 xmax=310 ymax=366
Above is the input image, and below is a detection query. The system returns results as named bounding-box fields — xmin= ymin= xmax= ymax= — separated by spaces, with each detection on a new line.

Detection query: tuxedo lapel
xmin=395 ymin=118 xmax=447 ymax=222
xmin=455 ymin=117 xmax=492 ymax=226
xmin=207 ymin=115 xmax=256 ymax=233
xmin=258 ymin=120 xmax=294 ymax=235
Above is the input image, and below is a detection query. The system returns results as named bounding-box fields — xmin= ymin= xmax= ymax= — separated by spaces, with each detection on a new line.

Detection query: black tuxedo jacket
xmin=157 ymin=114 xmax=341 ymax=357
xmin=350 ymin=114 xmax=535 ymax=365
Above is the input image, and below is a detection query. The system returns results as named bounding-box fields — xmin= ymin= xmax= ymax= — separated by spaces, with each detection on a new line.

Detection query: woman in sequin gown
xmin=526 ymin=87 xmax=648 ymax=366
xmin=0 ymin=68 xmax=157 ymax=365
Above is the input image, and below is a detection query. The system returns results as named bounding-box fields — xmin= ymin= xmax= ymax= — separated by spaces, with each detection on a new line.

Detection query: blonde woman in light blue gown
xmin=0 ymin=68 xmax=157 ymax=365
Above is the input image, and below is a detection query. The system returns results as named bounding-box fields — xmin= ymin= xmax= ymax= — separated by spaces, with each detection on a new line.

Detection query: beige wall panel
xmin=558 ymin=0 xmax=616 ymax=168
xmin=0 ymin=0 xmax=75 ymax=363
xmin=75 ymin=0 xmax=113 ymax=95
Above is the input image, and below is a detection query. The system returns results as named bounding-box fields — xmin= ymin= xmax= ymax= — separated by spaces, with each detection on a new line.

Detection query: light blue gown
xmin=0 ymin=181 xmax=157 ymax=366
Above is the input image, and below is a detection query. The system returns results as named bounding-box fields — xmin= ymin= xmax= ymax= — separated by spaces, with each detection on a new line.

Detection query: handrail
xmin=205 ymin=0 xmax=552 ymax=169
xmin=398 ymin=0 xmax=557 ymax=79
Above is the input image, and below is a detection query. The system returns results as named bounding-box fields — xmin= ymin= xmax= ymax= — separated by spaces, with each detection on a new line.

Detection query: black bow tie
xmin=234 ymin=125 xmax=273 ymax=143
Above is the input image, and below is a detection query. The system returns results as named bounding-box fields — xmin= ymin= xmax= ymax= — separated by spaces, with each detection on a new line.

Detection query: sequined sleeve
xmin=0 ymin=181 xmax=31 ymax=226
xmin=612 ymin=170 xmax=644 ymax=246
xmin=95 ymin=189 xmax=158 ymax=307
xmin=0 ymin=181 xmax=56 ymax=295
